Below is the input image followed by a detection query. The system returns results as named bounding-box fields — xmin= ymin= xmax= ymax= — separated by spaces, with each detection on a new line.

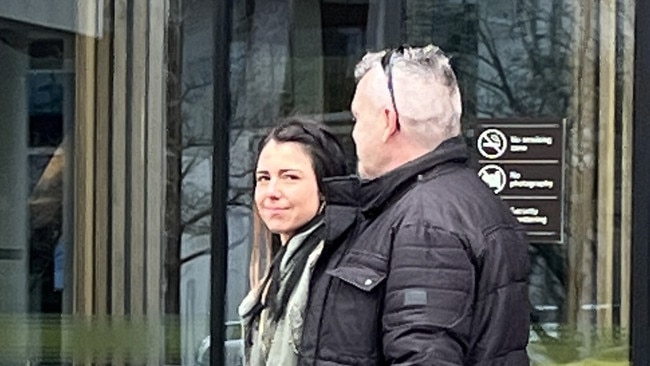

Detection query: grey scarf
xmin=239 ymin=221 xmax=324 ymax=366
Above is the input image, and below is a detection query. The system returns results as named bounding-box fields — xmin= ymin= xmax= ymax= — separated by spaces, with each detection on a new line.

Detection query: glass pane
xmin=2 ymin=0 xmax=634 ymax=364
xmin=403 ymin=1 xmax=634 ymax=364
xmin=220 ymin=0 xmax=635 ymax=365
xmin=3 ymin=2 xmax=171 ymax=364
xmin=216 ymin=2 xmax=374 ymax=365
xmin=0 ymin=18 xmax=75 ymax=363
xmin=168 ymin=0 xmax=215 ymax=364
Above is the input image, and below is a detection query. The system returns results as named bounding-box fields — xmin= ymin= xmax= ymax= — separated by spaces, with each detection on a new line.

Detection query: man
xmin=298 ymin=44 xmax=530 ymax=365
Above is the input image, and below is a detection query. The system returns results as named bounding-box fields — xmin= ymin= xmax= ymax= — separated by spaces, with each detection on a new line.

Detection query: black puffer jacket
xmin=298 ymin=136 xmax=530 ymax=366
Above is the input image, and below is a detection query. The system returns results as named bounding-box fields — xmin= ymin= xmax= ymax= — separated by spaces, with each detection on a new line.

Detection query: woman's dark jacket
xmin=297 ymin=136 xmax=531 ymax=366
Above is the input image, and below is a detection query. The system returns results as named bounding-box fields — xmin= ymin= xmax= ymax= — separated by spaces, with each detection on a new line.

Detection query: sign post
xmin=475 ymin=118 xmax=566 ymax=243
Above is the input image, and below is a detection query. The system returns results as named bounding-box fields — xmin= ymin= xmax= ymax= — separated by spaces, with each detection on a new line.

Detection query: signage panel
xmin=476 ymin=119 xmax=566 ymax=243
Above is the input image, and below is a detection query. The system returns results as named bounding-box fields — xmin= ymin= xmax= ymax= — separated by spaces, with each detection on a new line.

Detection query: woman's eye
xmin=283 ymin=174 xmax=300 ymax=180
xmin=256 ymin=175 xmax=269 ymax=182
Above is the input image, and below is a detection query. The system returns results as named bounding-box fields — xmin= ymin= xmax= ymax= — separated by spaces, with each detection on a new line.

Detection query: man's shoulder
xmin=386 ymin=167 xmax=520 ymax=238
xmin=390 ymin=167 xmax=478 ymax=213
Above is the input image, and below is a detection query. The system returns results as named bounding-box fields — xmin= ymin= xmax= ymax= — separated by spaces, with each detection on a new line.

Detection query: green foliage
xmin=0 ymin=314 xmax=184 ymax=364
xmin=529 ymin=326 xmax=629 ymax=365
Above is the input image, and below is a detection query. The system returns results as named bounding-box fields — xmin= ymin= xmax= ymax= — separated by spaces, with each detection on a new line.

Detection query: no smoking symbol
xmin=478 ymin=129 xmax=508 ymax=159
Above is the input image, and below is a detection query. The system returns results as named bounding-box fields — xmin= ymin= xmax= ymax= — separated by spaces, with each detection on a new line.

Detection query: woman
xmin=239 ymin=117 xmax=349 ymax=366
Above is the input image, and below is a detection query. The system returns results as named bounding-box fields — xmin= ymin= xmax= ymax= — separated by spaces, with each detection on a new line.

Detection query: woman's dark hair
xmin=246 ymin=116 xmax=349 ymax=329
xmin=258 ymin=116 xmax=349 ymax=194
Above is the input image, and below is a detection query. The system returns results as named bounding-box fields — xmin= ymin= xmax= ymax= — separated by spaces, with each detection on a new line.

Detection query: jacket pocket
xmin=325 ymin=266 xmax=387 ymax=292
xmin=319 ymin=264 xmax=387 ymax=359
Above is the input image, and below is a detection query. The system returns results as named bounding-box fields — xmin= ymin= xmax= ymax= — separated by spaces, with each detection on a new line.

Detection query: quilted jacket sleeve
xmin=382 ymin=224 xmax=475 ymax=365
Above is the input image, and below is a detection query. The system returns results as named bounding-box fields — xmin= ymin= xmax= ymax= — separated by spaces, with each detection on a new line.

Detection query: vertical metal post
xmin=631 ymin=0 xmax=650 ymax=363
xmin=211 ymin=0 xmax=232 ymax=364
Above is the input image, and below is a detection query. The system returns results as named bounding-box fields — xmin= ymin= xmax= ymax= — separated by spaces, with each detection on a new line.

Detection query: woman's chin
xmin=266 ymin=224 xmax=292 ymax=236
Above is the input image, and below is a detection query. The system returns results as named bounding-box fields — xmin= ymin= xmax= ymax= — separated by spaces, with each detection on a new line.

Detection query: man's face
xmin=350 ymin=69 xmax=387 ymax=179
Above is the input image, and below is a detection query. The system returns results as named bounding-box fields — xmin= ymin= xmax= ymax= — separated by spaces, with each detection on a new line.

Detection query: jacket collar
xmin=322 ymin=175 xmax=361 ymax=242
xmin=320 ymin=136 xmax=470 ymax=238
xmin=359 ymin=136 xmax=469 ymax=216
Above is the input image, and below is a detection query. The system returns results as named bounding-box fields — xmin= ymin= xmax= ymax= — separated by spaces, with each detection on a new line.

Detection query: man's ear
xmin=381 ymin=106 xmax=399 ymax=143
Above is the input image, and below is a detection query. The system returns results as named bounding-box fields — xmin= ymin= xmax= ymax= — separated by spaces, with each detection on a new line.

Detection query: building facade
xmin=0 ymin=0 xmax=648 ymax=365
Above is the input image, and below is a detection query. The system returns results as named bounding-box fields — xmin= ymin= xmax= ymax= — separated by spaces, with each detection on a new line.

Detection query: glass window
xmin=1 ymin=1 xmax=169 ymax=363
xmin=0 ymin=0 xmax=639 ymax=364
xmin=0 ymin=17 xmax=75 ymax=363
xmin=218 ymin=1 xmax=635 ymax=365
xmin=170 ymin=0 xmax=216 ymax=364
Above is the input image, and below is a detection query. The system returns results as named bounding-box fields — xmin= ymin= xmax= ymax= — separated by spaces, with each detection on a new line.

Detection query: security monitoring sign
xmin=476 ymin=119 xmax=566 ymax=243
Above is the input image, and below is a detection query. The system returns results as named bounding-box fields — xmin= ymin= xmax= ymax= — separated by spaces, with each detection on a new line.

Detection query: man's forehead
xmin=360 ymin=64 xmax=384 ymax=86
xmin=355 ymin=65 xmax=392 ymax=110
xmin=355 ymin=67 xmax=382 ymax=98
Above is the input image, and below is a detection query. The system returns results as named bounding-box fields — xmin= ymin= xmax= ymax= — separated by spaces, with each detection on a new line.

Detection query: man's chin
xmin=357 ymin=164 xmax=377 ymax=180
xmin=356 ymin=165 xmax=369 ymax=179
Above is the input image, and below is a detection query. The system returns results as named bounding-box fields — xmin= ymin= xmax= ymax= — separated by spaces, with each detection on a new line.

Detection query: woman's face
xmin=254 ymin=140 xmax=320 ymax=244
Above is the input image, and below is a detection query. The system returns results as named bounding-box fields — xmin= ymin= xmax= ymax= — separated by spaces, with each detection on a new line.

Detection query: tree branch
xmin=478 ymin=20 xmax=527 ymax=115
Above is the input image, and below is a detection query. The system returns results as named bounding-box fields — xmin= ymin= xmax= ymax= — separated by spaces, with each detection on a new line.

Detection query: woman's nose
xmin=265 ymin=179 xmax=282 ymax=198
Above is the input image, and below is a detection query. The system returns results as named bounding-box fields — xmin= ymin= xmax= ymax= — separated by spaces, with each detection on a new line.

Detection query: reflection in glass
xmin=163 ymin=0 xmax=635 ymax=364
xmin=0 ymin=20 xmax=74 ymax=363
xmin=405 ymin=1 xmax=633 ymax=363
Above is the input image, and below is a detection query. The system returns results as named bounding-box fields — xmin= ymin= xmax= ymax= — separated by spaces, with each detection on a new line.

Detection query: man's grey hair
xmin=354 ymin=44 xmax=462 ymax=147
